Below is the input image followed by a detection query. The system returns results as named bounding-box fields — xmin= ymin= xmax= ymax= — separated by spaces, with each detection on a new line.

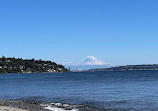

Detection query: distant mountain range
xmin=63 ymin=56 xmax=114 ymax=71
xmin=88 ymin=64 xmax=158 ymax=72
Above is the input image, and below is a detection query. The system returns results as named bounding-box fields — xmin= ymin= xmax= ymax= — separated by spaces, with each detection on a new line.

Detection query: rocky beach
xmin=0 ymin=99 xmax=48 ymax=111
xmin=0 ymin=99 xmax=85 ymax=111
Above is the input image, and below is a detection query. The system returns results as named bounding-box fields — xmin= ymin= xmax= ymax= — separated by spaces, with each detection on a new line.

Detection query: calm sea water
xmin=1 ymin=71 xmax=158 ymax=110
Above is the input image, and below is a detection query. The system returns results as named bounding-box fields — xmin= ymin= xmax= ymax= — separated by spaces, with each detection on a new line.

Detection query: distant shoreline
xmin=0 ymin=71 xmax=65 ymax=75
xmin=1 ymin=69 xmax=158 ymax=74
xmin=88 ymin=64 xmax=158 ymax=72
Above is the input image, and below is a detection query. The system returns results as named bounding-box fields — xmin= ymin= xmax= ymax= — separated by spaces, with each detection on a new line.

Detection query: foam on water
xmin=41 ymin=103 xmax=79 ymax=111
xmin=44 ymin=106 xmax=79 ymax=111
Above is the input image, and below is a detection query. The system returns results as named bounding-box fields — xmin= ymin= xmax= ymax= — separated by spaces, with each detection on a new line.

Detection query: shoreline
xmin=0 ymin=99 xmax=49 ymax=111
xmin=0 ymin=106 xmax=29 ymax=111
xmin=0 ymin=99 xmax=130 ymax=111
xmin=0 ymin=99 xmax=83 ymax=111
xmin=1 ymin=69 xmax=158 ymax=75
xmin=0 ymin=71 xmax=66 ymax=75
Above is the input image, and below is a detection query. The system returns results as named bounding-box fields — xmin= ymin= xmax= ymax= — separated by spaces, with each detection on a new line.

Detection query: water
xmin=1 ymin=71 xmax=158 ymax=110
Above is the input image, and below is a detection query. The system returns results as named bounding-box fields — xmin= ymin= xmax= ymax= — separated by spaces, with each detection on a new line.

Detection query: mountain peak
xmin=87 ymin=56 xmax=97 ymax=60
xmin=76 ymin=56 xmax=112 ymax=66
xmin=62 ymin=56 xmax=115 ymax=70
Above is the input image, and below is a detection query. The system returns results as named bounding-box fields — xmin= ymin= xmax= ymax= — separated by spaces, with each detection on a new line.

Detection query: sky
xmin=0 ymin=0 xmax=158 ymax=65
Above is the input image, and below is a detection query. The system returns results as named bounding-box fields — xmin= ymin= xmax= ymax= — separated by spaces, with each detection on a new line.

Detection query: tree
xmin=0 ymin=68 xmax=6 ymax=73
xmin=2 ymin=56 xmax=6 ymax=62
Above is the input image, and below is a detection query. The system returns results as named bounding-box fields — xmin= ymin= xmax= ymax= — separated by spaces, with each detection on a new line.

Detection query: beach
xmin=0 ymin=99 xmax=84 ymax=111
xmin=0 ymin=99 xmax=48 ymax=111
xmin=0 ymin=99 xmax=130 ymax=111
xmin=0 ymin=99 xmax=104 ymax=111
xmin=0 ymin=106 xmax=29 ymax=111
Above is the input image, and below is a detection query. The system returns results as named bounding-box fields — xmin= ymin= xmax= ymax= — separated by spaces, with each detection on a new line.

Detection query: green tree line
xmin=0 ymin=56 xmax=69 ymax=73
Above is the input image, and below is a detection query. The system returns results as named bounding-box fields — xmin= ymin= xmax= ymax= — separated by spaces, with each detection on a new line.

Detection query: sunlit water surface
xmin=1 ymin=71 xmax=158 ymax=110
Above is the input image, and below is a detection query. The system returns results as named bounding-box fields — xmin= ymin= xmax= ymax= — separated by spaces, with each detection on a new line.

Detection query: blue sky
xmin=0 ymin=0 xmax=158 ymax=65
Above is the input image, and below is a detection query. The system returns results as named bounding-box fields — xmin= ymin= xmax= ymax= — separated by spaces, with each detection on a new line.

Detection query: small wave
xmin=41 ymin=102 xmax=80 ymax=111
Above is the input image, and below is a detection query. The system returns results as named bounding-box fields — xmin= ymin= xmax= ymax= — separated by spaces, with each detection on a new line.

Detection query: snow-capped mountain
xmin=62 ymin=56 xmax=114 ymax=71
xmin=76 ymin=56 xmax=112 ymax=66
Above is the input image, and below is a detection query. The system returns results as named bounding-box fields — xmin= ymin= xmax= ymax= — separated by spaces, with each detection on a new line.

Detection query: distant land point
xmin=0 ymin=56 xmax=69 ymax=74
xmin=88 ymin=64 xmax=158 ymax=72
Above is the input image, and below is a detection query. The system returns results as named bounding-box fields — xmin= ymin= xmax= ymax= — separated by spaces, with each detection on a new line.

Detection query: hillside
xmin=88 ymin=64 xmax=158 ymax=72
xmin=0 ymin=56 xmax=69 ymax=74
